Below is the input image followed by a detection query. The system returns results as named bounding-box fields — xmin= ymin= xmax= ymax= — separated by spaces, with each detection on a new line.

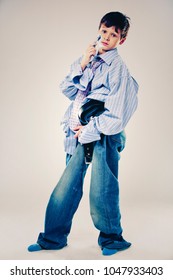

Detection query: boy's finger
xmin=73 ymin=127 xmax=80 ymax=131
xmin=74 ymin=131 xmax=80 ymax=138
xmin=73 ymin=126 xmax=83 ymax=131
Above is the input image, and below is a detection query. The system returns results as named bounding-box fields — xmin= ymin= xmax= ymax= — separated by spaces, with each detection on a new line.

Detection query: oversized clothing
xmin=36 ymin=48 xmax=139 ymax=250
xmin=60 ymin=48 xmax=138 ymax=155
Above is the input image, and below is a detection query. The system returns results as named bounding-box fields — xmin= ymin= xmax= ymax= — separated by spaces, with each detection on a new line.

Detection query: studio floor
xmin=1 ymin=197 xmax=172 ymax=260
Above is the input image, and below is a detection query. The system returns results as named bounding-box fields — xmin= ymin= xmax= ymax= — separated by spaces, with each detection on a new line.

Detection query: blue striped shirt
xmin=60 ymin=48 xmax=139 ymax=155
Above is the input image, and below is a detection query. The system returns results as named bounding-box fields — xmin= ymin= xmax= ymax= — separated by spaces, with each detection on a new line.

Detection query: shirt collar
xmin=98 ymin=48 xmax=118 ymax=65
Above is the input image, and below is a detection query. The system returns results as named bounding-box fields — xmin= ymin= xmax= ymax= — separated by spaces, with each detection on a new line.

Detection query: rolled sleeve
xmin=71 ymin=60 xmax=93 ymax=90
xmin=59 ymin=57 xmax=94 ymax=100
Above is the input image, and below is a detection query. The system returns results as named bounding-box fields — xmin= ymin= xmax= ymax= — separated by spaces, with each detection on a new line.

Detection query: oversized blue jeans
xmin=37 ymin=132 xmax=125 ymax=249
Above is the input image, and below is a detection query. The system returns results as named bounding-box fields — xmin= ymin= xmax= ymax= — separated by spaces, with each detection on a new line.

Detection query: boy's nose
xmin=104 ymin=35 xmax=110 ymax=41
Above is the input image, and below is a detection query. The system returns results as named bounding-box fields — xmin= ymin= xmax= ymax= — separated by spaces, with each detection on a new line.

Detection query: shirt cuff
xmin=78 ymin=118 xmax=101 ymax=144
xmin=70 ymin=61 xmax=93 ymax=90
xmin=70 ymin=62 xmax=83 ymax=79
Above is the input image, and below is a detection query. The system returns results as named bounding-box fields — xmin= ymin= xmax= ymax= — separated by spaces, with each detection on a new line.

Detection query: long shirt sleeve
xmin=78 ymin=75 xmax=138 ymax=144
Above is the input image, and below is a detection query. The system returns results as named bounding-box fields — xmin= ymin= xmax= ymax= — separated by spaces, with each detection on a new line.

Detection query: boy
xmin=28 ymin=11 xmax=138 ymax=256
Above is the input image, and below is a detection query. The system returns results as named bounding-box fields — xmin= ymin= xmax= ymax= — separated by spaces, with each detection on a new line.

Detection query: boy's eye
xmin=101 ymin=30 xmax=107 ymax=33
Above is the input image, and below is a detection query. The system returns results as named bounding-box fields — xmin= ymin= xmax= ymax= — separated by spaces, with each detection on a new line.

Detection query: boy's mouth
xmin=102 ymin=42 xmax=109 ymax=46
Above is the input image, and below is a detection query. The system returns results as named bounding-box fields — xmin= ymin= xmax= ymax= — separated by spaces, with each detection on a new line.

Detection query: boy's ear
xmin=119 ymin=38 xmax=126 ymax=45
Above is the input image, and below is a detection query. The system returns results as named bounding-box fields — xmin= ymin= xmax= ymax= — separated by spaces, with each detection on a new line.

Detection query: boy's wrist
xmin=80 ymin=55 xmax=91 ymax=71
xmin=80 ymin=62 xmax=86 ymax=71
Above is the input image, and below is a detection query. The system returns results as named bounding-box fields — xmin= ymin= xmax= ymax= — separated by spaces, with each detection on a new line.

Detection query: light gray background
xmin=0 ymin=0 xmax=173 ymax=260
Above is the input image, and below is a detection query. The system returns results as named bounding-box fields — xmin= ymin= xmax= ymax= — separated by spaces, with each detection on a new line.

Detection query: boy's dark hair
xmin=99 ymin=12 xmax=130 ymax=39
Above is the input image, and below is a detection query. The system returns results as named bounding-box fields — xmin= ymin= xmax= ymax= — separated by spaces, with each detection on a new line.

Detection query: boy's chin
xmin=98 ymin=47 xmax=108 ymax=54
xmin=99 ymin=47 xmax=114 ymax=54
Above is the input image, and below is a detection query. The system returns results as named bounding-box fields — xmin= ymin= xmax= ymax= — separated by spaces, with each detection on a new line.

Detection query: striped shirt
xmin=60 ymin=48 xmax=139 ymax=155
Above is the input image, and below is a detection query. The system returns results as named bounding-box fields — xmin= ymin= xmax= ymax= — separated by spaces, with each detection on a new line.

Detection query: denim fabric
xmin=37 ymin=132 xmax=125 ymax=249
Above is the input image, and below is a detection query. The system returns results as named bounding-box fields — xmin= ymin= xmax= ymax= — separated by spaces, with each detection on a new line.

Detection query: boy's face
xmin=98 ymin=24 xmax=126 ymax=54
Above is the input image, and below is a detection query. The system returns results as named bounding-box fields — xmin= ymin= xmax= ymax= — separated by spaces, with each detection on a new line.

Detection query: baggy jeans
xmin=37 ymin=132 xmax=125 ymax=249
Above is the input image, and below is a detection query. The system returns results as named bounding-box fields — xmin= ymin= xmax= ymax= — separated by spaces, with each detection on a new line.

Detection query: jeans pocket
xmin=110 ymin=131 xmax=126 ymax=152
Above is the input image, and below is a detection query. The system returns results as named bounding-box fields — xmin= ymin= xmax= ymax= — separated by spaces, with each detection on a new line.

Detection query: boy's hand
xmin=74 ymin=125 xmax=83 ymax=138
xmin=80 ymin=44 xmax=96 ymax=71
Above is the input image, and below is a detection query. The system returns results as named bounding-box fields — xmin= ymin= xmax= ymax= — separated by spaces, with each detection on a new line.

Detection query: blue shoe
xmin=101 ymin=242 xmax=131 ymax=256
xmin=28 ymin=243 xmax=44 ymax=252
xmin=102 ymin=248 xmax=119 ymax=256
xmin=98 ymin=232 xmax=131 ymax=256
xmin=28 ymin=242 xmax=67 ymax=252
